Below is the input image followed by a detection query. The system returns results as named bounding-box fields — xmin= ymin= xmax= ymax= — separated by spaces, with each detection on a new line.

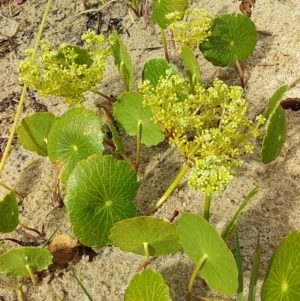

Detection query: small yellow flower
xmin=140 ymin=69 xmax=262 ymax=195
xmin=167 ymin=8 xmax=214 ymax=49
xmin=19 ymin=30 xmax=111 ymax=106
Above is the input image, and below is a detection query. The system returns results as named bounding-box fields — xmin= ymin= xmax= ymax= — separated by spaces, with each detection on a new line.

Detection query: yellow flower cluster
xmin=19 ymin=30 xmax=111 ymax=106
xmin=139 ymin=70 xmax=265 ymax=194
xmin=166 ymin=8 xmax=214 ymax=49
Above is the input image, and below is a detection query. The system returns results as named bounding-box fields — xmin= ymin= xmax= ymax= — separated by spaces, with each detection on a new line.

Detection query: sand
xmin=1 ymin=0 xmax=300 ymax=300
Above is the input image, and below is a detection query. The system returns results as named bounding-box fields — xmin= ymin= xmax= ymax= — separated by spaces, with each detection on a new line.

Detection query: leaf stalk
xmin=187 ymin=254 xmax=208 ymax=301
xmin=137 ymin=242 xmax=150 ymax=271
xmin=203 ymin=193 xmax=212 ymax=221
xmin=160 ymin=28 xmax=169 ymax=62
xmin=146 ymin=163 xmax=190 ymax=215
xmin=135 ymin=120 xmax=142 ymax=172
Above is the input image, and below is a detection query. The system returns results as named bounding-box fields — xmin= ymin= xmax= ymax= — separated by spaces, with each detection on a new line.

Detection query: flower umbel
xmin=140 ymin=69 xmax=265 ymax=195
xmin=166 ymin=8 xmax=214 ymax=49
xmin=19 ymin=30 xmax=111 ymax=106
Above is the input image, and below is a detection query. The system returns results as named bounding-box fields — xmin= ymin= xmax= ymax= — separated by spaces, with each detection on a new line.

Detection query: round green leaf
xmin=0 ymin=190 xmax=19 ymax=233
xmin=109 ymin=216 xmax=181 ymax=256
xmin=0 ymin=247 xmax=52 ymax=278
xmin=17 ymin=112 xmax=56 ymax=156
xmin=65 ymin=155 xmax=138 ymax=248
xmin=125 ymin=269 xmax=172 ymax=301
xmin=262 ymin=231 xmax=300 ymax=301
xmin=261 ymin=106 xmax=287 ymax=164
xmin=152 ymin=0 xmax=188 ymax=29
xmin=200 ymin=13 xmax=257 ymax=67
xmin=142 ymin=59 xmax=170 ymax=86
xmin=177 ymin=213 xmax=238 ymax=296
xmin=47 ymin=108 xmax=104 ymax=183
xmin=114 ymin=92 xmax=165 ymax=146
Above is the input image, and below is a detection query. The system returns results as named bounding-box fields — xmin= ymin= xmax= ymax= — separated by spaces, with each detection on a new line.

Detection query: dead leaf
xmin=48 ymin=234 xmax=79 ymax=267
xmin=280 ymin=98 xmax=300 ymax=111
xmin=239 ymin=0 xmax=255 ymax=17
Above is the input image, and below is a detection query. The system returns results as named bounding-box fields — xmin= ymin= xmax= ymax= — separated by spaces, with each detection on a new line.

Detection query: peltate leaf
xmin=65 ymin=155 xmax=138 ymax=248
xmin=177 ymin=213 xmax=238 ymax=296
xmin=262 ymin=85 xmax=289 ymax=121
xmin=114 ymin=92 xmax=165 ymax=146
xmin=125 ymin=269 xmax=172 ymax=301
xmin=261 ymin=106 xmax=287 ymax=164
xmin=17 ymin=112 xmax=56 ymax=156
xmin=0 ymin=247 xmax=52 ymax=278
xmin=262 ymin=231 xmax=300 ymax=301
xmin=0 ymin=190 xmax=19 ymax=233
xmin=142 ymin=59 xmax=170 ymax=86
xmin=109 ymin=216 xmax=181 ymax=256
xmin=200 ymin=13 xmax=257 ymax=67
xmin=47 ymin=108 xmax=104 ymax=183
xmin=152 ymin=0 xmax=188 ymax=29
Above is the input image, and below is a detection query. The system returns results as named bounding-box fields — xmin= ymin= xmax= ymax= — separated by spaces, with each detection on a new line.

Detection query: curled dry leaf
xmin=47 ymin=234 xmax=79 ymax=267
xmin=239 ymin=0 xmax=255 ymax=17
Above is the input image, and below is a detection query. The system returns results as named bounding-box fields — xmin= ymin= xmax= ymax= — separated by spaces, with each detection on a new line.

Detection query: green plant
xmin=261 ymin=231 xmax=300 ymax=301
xmin=110 ymin=216 xmax=181 ymax=269
xmin=0 ymin=0 xmax=296 ymax=300
xmin=19 ymin=30 xmax=112 ymax=106
xmin=125 ymin=268 xmax=172 ymax=301
xmin=260 ymin=85 xmax=288 ymax=163
xmin=0 ymin=247 xmax=52 ymax=301
xmin=140 ymin=60 xmax=264 ymax=217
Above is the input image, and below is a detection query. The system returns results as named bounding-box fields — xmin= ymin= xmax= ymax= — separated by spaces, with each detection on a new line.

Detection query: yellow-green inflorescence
xmin=166 ymin=8 xmax=214 ymax=49
xmin=139 ymin=70 xmax=265 ymax=195
xmin=19 ymin=30 xmax=112 ymax=106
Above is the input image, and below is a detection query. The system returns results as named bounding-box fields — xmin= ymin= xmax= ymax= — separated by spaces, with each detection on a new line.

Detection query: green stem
xmin=187 ymin=254 xmax=208 ymax=301
xmin=187 ymin=143 xmax=201 ymax=158
xmin=137 ymin=242 xmax=150 ymax=271
xmin=135 ymin=120 xmax=142 ymax=172
xmin=0 ymin=0 xmax=53 ymax=174
xmin=146 ymin=163 xmax=190 ymax=215
xmin=25 ymin=265 xmax=38 ymax=285
xmin=1 ymin=284 xmax=25 ymax=301
xmin=120 ymin=153 xmax=142 ymax=177
xmin=203 ymin=193 xmax=212 ymax=222
xmin=160 ymin=27 xmax=169 ymax=62
xmin=17 ymin=283 xmax=25 ymax=301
